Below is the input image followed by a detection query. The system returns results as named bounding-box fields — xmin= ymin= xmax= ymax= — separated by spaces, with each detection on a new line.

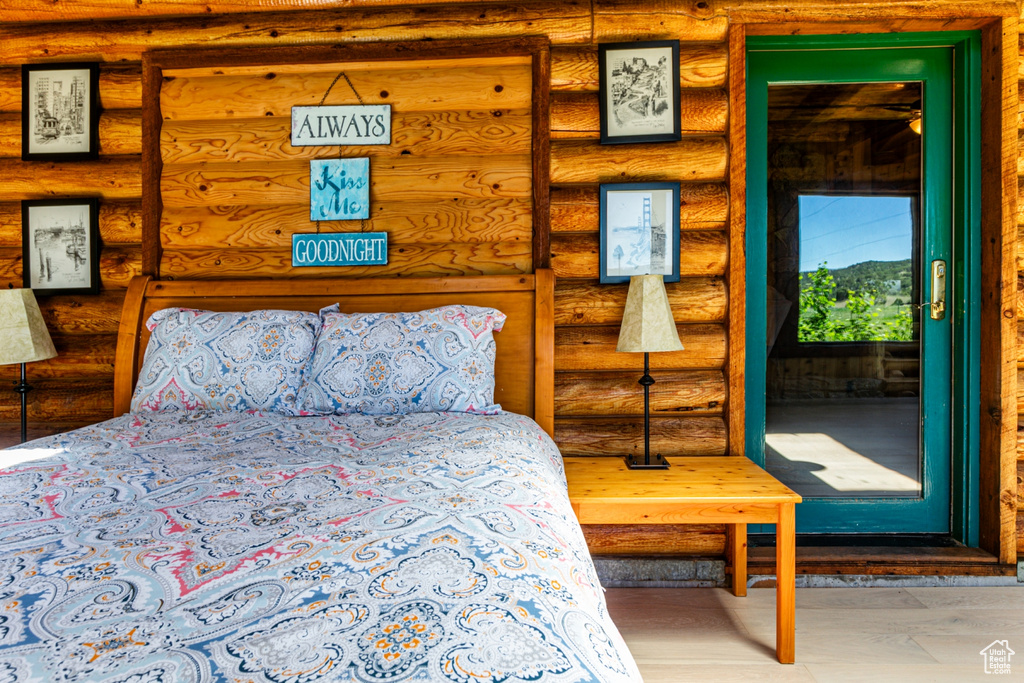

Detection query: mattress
xmin=0 ymin=410 xmax=640 ymax=682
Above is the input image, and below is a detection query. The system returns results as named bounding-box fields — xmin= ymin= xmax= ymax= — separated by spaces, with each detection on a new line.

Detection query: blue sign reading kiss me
xmin=310 ymin=158 xmax=370 ymax=221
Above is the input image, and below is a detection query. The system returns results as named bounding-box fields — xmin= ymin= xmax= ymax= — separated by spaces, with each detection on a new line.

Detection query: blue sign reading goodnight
xmin=292 ymin=232 xmax=388 ymax=267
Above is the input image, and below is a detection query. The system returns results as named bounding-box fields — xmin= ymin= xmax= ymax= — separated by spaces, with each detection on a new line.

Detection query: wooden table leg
xmin=730 ymin=523 xmax=747 ymax=597
xmin=776 ymin=502 xmax=796 ymax=664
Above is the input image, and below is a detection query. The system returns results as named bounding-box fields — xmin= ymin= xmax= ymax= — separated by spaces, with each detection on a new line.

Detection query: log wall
xmin=1017 ymin=12 xmax=1024 ymax=554
xmin=0 ymin=0 xmax=1018 ymax=558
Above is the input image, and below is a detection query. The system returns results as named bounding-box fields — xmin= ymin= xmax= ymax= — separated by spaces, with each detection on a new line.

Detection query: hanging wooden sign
xmin=310 ymin=158 xmax=370 ymax=221
xmin=292 ymin=232 xmax=388 ymax=267
xmin=291 ymin=105 xmax=391 ymax=146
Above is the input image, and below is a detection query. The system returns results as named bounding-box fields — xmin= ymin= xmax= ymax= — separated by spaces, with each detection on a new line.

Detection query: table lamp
xmin=0 ymin=289 xmax=57 ymax=444
xmin=616 ymin=274 xmax=684 ymax=469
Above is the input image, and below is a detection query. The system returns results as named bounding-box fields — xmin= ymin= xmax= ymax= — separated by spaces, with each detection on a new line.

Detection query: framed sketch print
xmin=21 ymin=62 xmax=100 ymax=161
xmin=22 ymin=199 xmax=100 ymax=295
xmin=599 ymin=182 xmax=680 ymax=284
xmin=598 ymin=40 xmax=681 ymax=145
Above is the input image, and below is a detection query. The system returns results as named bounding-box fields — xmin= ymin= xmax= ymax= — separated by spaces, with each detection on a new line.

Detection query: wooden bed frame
xmin=113 ymin=270 xmax=555 ymax=436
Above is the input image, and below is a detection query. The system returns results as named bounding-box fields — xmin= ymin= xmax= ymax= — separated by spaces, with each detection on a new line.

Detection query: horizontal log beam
xmin=161 ymin=109 xmax=532 ymax=164
xmin=0 ymin=3 xmax=590 ymax=63
xmin=556 ymin=416 xmax=727 ymax=456
xmin=1018 ymin=511 xmax=1024 ymax=553
xmin=729 ymin=0 xmax=1017 ymax=22
xmin=160 ymin=242 xmax=531 ymax=279
xmin=10 ymin=0 xmax=1006 ymax=25
xmin=0 ymin=334 xmax=116 ymax=380
xmin=550 ymin=43 xmax=728 ymax=91
xmin=550 ymin=183 xmax=728 ymax=232
xmin=550 ymin=138 xmax=727 ymax=184
xmin=0 ymin=200 xmax=142 ymax=246
xmin=593 ymin=0 xmax=728 ymax=42
xmin=98 ymin=110 xmax=142 ymax=156
xmin=551 ymin=230 xmax=728 ymax=279
xmin=0 ymin=157 xmax=141 ymax=201
xmin=0 ymin=379 xmax=112 ymax=423
xmin=1017 ymin=459 xmax=1023 ymax=508
xmin=555 ymin=323 xmax=726 ymax=370
xmin=160 ymin=155 xmax=531 ymax=206
xmin=554 ymin=369 xmax=725 ymax=415
xmin=1017 ymin=369 xmax=1024 ymax=415
xmin=581 ymin=523 xmax=726 ymax=556
xmin=0 ymin=110 xmax=141 ymax=157
xmin=162 ymin=199 xmax=532 ymax=248
xmin=0 ymin=65 xmax=142 ymax=112
xmin=554 ymin=277 xmax=726 ymax=325
xmin=160 ymin=63 xmax=532 ymax=120
xmin=0 ymin=246 xmax=142 ymax=290
xmin=0 ymin=0 xmax=572 ymax=24
xmin=551 ymin=89 xmax=727 ymax=138
xmin=37 ymin=291 xmax=127 ymax=335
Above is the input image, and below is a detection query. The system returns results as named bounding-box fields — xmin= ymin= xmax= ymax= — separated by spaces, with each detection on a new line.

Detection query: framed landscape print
xmin=22 ymin=198 xmax=100 ymax=295
xmin=598 ymin=40 xmax=681 ymax=145
xmin=599 ymin=182 xmax=680 ymax=284
xmin=21 ymin=62 xmax=99 ymax=161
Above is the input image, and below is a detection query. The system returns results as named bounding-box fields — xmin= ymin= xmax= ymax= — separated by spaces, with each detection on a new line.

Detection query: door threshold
xmin=750 ymin=533 xmax=963 ymax=548
xmin=747 ymin=544 xmax=1013 ymax=577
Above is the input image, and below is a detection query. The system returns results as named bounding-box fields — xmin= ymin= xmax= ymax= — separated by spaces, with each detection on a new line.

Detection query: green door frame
xmin=744 ymin=32 xmax=981 ymax=542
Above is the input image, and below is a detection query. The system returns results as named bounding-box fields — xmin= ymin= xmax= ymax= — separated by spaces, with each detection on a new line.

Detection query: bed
xmin=0 ymin=272 xmax=642 ymax=682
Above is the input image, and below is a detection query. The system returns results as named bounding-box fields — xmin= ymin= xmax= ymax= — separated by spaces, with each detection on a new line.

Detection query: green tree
xmin=798 ymin=262 xmax=912 ymax=343
xmin=798 ymin=264 xmax=838 ymax=342
xmin=843 ymin=289 xmax=879 ymax=341
xmin=883 ymin=305 xmax=913 ymax=341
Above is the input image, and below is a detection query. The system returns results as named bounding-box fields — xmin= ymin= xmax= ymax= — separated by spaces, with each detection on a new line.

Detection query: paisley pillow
xmin=301 ymin=305 xmax=505 ymax=415
xmin=131 ymin=308 xmax=321 ymax=415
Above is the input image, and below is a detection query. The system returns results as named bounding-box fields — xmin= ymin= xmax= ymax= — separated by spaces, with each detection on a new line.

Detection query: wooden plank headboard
xmin=113 ymin=270 xmax=555 ymax=436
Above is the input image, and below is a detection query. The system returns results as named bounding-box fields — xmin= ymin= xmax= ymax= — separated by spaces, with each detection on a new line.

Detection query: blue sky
xmin=798 ymin=195 xmax=914 ymax=271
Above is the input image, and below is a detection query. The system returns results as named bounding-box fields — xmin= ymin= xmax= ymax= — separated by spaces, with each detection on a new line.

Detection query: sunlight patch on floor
xmin=766 ymin=432 xmax=920 ymax=493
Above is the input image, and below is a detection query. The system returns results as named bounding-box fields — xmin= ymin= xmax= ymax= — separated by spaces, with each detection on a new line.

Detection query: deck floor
xmin=606 ymin=586 xmax=1024 ymax=682
xmin=766 ymin=399 xmax=921 ymax=498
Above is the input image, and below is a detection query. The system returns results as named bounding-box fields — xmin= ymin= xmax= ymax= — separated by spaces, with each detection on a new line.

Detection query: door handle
xmin=927 ymin=259 xmax=946 ymax=321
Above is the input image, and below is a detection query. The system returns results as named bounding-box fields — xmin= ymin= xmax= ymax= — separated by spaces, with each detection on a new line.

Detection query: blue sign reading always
xmin=291 ymin=232 xmax=388 ymax=267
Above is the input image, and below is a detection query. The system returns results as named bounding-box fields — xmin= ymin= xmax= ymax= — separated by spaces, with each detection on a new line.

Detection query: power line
xmin=801 ymin=210 xmax=912 ymax=243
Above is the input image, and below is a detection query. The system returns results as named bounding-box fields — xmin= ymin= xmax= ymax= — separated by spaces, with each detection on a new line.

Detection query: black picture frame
xmin=22 ymin=198 xmax=100 ymax=296
xmin=599 ymin=182 xmax=681 ymax=284
xmin=21 ymin=62 xmax=100 ymax=161
xmin=598 ymin=40 xmax=681 ymax=145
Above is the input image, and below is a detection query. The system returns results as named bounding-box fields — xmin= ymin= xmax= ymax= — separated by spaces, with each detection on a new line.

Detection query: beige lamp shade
xmin=0 ymin=289 xmax=57 ymax=366
xmin=616 ymin=274 xmax=684 ymax=353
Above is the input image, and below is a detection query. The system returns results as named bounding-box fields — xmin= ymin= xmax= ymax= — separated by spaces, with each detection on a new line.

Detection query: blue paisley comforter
xmin=0 ymin=410 xmax=640 ymax=682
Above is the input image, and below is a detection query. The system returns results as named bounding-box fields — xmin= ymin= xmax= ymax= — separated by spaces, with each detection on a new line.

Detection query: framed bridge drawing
xmin=599 ymin=182 xmax=680 ymax=284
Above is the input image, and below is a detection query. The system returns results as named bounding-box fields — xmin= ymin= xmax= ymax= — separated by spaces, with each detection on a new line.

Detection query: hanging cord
xmin=315 ymin=71 xmax=369 ymax=234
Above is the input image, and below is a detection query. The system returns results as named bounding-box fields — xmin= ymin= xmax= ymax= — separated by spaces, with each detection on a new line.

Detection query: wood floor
xmin=606 ymin=586 xmax=1024 ymax=682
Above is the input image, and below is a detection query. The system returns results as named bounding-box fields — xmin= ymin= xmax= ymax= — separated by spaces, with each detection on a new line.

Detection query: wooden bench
xmin=563 ymin=456 xmax=802 ymax=664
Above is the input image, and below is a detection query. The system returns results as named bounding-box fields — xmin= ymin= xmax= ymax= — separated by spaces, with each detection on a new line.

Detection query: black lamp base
xmin=14 ymin=362 xmax=31 ymax=445
xmin=624 ymin=352 xmax=671 ymax=470
xmin=625 ymin=452 xmax=671 ymax=469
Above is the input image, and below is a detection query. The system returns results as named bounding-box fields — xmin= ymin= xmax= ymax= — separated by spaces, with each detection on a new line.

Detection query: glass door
xmin=746 ymin=35 xmax=979 ymax=536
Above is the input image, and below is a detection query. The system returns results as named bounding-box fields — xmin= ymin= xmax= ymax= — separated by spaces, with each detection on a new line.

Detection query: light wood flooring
xmin=606 ymin=586 xmax=1024 ymax=682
